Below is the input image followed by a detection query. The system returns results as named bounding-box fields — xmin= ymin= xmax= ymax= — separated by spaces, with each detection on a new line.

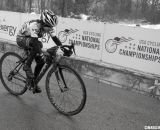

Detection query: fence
xmin=0 ymin=11 xmax=160 ymax=79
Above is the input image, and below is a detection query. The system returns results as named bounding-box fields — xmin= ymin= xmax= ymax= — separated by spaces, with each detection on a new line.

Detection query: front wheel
xmin=0 ymin=52 xmax=27 ymax=96
xmin=46 ymin=64 xmax=87 ymax=116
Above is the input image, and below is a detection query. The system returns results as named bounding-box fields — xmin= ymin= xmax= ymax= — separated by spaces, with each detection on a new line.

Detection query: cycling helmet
xmin=41 ymin=10 xmax=58 ymax=27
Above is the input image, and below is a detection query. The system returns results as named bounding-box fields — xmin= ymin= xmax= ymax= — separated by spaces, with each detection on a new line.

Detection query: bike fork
xmin=55 ymin=68 xmax=68 ymax=92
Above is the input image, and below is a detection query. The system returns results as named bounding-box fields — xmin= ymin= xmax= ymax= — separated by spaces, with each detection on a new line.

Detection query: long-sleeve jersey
xmin=17 ymin=19 xmax=62 ymax=46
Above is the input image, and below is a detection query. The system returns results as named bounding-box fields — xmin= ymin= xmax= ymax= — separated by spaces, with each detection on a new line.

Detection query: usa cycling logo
xmin=58 ymin=29 xmax=79 ymax=43
xmin=105 ymin=37 xmax=134 ymax=53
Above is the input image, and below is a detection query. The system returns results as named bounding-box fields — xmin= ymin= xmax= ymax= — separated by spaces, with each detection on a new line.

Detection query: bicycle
xmin=0 ymin=43 xmax=87 ymax=116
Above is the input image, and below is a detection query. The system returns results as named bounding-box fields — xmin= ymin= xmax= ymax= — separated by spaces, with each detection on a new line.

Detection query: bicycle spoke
xmin=63 ymin=92 xmax=77 ymax=111
xmin=46 ymin=65 xmax=86 ymax=115
xmin=13 ymin=76 xmax=26 ymax=83
xmin=5 ymin=59 xmax=15 ymax=70
xmin=10 ymin=80 xmax=25 ymax=88
xmin=17 ymin=72 xmax=26 ymax=80
xmin=55 ymin=92 xmax=64 ymax=109
xmin=67 ymin=90 xmax=81 ymax=100
xmin=0 ymin=52 xmax=27 ymax=95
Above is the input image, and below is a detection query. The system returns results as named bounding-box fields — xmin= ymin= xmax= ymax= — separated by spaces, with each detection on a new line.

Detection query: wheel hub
xmin=7 ymin=74 xmax=13 ymax=81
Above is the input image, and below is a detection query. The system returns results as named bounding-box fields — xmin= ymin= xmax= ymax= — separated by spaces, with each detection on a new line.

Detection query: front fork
xmin=55 ymin=66 xmax=68 ymax=92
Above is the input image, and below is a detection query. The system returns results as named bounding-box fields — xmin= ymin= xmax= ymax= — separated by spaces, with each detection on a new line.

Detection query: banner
xmin=0 ymin=11 xmax=160 ymax=77
xmin=56 ymin=17 xmax=104 ymax=61
xmin=102 ymin=24 xmax=160 ymax=75
xmin=0 ymin=11 xmax=20 ymax=42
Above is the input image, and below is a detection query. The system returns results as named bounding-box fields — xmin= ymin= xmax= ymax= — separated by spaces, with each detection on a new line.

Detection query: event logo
xmin=105 ymin=37 xmax=134 ymax=53
xmin=58 ymin=29 xmax=79 ymax=43
xmin=41 ymin=33 xmax=51 ymax=43
xmin=0 ymin=24 xmax=17 ymax=36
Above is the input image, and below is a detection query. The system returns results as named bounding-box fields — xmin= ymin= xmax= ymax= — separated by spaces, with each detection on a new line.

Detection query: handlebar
xmin=60 ymin=43 xmax=76 ymax=55
xmin=46 ymin=43 xmax=76 ymax=59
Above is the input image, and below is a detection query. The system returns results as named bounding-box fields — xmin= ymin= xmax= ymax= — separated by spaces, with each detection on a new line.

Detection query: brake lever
xmin=72 ymin=46 xmax=76 ymax=55
xmin=70 ymin=43 xmax=76 ymax=55
xmin=61 ymin=44 xmax=76 ymax=55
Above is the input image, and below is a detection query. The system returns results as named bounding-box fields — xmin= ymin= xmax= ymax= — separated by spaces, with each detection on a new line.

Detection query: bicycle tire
xmin=0 ymin=52 xmax=27 ymax=96
xmin=46 ymin=64 xmax=87 ymax=116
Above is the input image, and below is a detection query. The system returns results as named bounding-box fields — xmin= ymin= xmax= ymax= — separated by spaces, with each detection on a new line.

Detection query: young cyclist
xmin=16 ymin=10 xmax=63 ymax=93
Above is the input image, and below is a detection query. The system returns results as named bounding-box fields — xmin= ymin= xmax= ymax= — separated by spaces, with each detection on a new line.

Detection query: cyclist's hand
xmin=40 ymin=51 xmax=50 ymax=63
xmin=63 ymin=48 xmax=73 ymax=57
xmin=56 ymin=47 xmax=64 ymax=61
xmin=56 ymin=47 xmax=64 ymax=56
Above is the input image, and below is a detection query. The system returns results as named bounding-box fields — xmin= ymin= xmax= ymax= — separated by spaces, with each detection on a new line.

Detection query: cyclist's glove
xmin=63 ymin=47 xmax=73 ymax=57
xmin=56 ymin=47 xmax=64 ymax=56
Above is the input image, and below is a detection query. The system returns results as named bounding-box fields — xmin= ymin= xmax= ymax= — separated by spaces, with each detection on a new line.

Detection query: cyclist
xmin=16 ymin=10 xmax=63 ymax=93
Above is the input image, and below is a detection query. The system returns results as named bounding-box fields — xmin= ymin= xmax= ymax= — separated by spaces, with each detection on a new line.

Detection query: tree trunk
xmin=62 ymin=0 xmax=66 ymax=17
xmin=29 ymin=0 xmax=32 ymax=13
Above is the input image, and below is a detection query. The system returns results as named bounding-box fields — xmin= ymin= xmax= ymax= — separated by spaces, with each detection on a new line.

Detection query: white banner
xmin=56 ymin=17 xmax=104 ymax=60
xmin=0 ymin=11 xmax=160 ymax=76
xmin=0 ymin=11 xmax=20 ymax=42
xmin=102 ymin=24 xmax=160 ymax=75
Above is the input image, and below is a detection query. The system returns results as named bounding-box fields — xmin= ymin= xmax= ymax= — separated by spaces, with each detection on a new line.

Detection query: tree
xmin=6 ymin=0 xmax=15 ymax=11
xmin=73 ymin=0 xmax=89 ymax=14
xmin=104 ymin=0 xmax=119 ymax=15
xmin=119 ymin=0 xmax=132 ymax=16
xmin=29 ymin=0 xmax=33 ymax=13
xmin=150 ymin=0 xmax=159 ymax=23
xmin=141 ymin=0 xmax=149 ymax=15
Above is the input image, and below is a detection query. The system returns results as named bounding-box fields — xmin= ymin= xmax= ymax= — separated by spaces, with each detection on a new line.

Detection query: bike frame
xmin=10 ymin=56 xmax=51 ymax=84
xmin=35 ymin=62 xmax=68 ymax=89
xmin=12 ymin=56 xmax=67 ymax=89
xmin=1 ymin=44 xmax=86 ymax=115
xmin=34 ymin=63 xmax=52 ymax=84
xmin=10 ymin=58 xmax=27 ymax=83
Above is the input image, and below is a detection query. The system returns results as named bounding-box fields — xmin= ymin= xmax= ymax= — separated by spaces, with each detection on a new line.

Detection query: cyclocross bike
xmin=0 ymin=43 xmax=87 ymax=116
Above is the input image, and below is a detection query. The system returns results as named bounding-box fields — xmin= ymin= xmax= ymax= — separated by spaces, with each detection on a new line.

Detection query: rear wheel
xmin=46 ymin=64 xmax=87 ymax=116
xmin=0 ymin=52 xmax=27 ymax=96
